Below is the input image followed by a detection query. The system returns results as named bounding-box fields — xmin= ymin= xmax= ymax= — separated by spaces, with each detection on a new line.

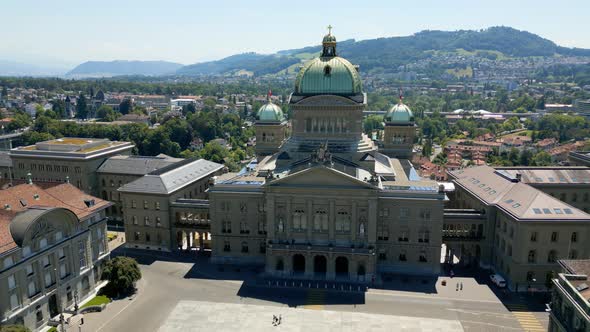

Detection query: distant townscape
xmin=1 ymin=26 xmax=590 ymax=332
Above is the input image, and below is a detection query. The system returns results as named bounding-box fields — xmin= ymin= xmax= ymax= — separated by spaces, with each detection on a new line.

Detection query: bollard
xmin=333 ymin=284 xmax=335 ymax=289
xmin=325 ymin=283 xmax=327 ymax=289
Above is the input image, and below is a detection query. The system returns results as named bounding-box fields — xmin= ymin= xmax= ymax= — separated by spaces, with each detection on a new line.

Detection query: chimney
xmin=515 ymin=173 xmax=522 ymax=182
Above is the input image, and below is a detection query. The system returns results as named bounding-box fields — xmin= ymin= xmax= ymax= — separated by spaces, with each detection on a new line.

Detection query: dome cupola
xmin=384 ymin=102 xmax=414 ymax=124
xmin=257 ymin=96 xmax=285 ymax=122
xmin=293 ymin=26 xmax=362 ymax=96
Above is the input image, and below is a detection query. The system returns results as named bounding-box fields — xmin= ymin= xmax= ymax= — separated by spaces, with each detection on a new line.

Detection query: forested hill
xmin=67 ymin=60 xmax=183 ymax=78
xmin=175 ymin=26 xmax=590 ymax=76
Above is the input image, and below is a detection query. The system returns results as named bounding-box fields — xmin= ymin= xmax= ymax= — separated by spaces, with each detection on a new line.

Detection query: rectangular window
xmin=10 ymin=293 xmax=18 ymax=310
xmin=3 ymin=257 xmax=13 ymax=269
xmin=8 ymin=274 xmax=16 ymax=290
xmin=143 ymin=200 xmax=148 ymax=209
xmin=131 ymin=200 xmax=137 ymax=208
xmin=41 ymin=256 xmax=50 ymax=267
xmin=155 ymin=202 xmax=160 ymax=210
xmin=28 ymin=281 xmax=37 ymax=297
xmin=78 ymin=241 xmax=87 ymax=270
xmin=39 ymin=238 xmax=47 ymax=249
xmin=530 ymin=232 xmax=537 ymax=242
xmin=22 ymin=246 xmax=31 ymax=257
xmin=551 ymin=232 xmax=558 ymax=242
xmin=58 ymin=248 xmax=65 ymax=259
xmin=25 ymin=264 xmax=34 ymax=276
xmin=400 ymin=208 xmax=410 ymax=219
xmin=55 ymin=231 xmax=63 ymax=242
xmin=59 ymin=263 xmax=67 ymax=279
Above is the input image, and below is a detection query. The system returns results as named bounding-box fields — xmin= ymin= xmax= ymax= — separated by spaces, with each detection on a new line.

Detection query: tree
xmin=0 ymin=325 xmax=31 ymax=332
xmin=101 ymin=257 xmax=141 ymax=295
xmin=1 ymin=86 xmax=7 ymax=98
xmin=96 ymin=105 xmax=118 ymax=122
xmin=7 ymin=112 xmax=31 ymax=131
xmin=76 ymin=93 xmax=88 ymax=119
xmin=182 ymin=103 xmax=196 ymax=115
xmin=119 ymin=98 xmax=133 ymax=115
xmin=363 ymin=115 xmax=384 ymax=133
xmin=532 ymin=151 xmax=552 ymax=166
xmin=422 ymin=139 xmax=433 ymax=157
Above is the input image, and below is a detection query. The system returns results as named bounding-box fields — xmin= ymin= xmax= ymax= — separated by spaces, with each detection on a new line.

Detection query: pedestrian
xmin=278 ymin=315 xmax=282 ymax=325
xmin=456 ymin=282 xmax=459 ymax=291
xmin=450 ymin=270 xmax=454 ymax=278
xmin=460 ymin=282 xmax=463 ymax=290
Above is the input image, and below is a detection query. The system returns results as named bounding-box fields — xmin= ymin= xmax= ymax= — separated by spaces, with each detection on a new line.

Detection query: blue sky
xmin=2 ymin=0 xmax=589 ymax=67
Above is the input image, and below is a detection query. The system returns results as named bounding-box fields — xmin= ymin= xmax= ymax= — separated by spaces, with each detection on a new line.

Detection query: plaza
xmin=67 ymin=247 xmax=549 ymax=332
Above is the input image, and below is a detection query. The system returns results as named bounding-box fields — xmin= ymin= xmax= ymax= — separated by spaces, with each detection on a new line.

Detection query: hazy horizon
xmin=1 ymin=0 xmax=589 ymax=69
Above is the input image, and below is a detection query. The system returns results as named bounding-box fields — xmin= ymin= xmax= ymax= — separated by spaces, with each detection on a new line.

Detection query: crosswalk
xmin=304 ymin=289 xmax=326 ymax=310
xmin=505 ymin=303 xmax=545 ymax=332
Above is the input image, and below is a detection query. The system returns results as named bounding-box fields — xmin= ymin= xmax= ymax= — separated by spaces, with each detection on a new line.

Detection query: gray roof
xmin=118 ymin=158 xmax=223 ymax=194
xmin=97 ymin=154 xmax=184 ymax=176
xmin=495 ymin=167 xmax=590 ymax=185
xmin=9 ymin=207 xmax=77 ymax=247
xmin=450 ymin=166 xmax=590 ymax=221
xmin=0 ymin=151 xmax=12 ymax=168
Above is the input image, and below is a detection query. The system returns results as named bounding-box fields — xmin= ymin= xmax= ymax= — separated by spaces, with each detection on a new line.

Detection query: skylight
xmin=554 ymin=208 xmax=563 ymax=214
xmin=564 ymin=208 xmax=573 ymax=214
xmin=505 ymin=199 xmax=514 ymax=204
xmin=533 ymin=208 xmax=542 ymax=214
xmin=542 ymin=208 xmax=552 ymax=214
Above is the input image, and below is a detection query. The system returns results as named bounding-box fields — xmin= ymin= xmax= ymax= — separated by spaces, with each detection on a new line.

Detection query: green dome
xmin=323 ymin=33 xmax=336 ymax=43
xmin=384 ymin=103 xmax=414 ymax=123
xmin=257 ymin=101 xmax=285 ymax=122
xmin=294 ymin=56 xmax=362 ymax=95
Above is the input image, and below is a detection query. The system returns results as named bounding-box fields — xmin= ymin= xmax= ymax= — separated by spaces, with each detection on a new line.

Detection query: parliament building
xmin=209 ymin=30 xmax=445 ymax=281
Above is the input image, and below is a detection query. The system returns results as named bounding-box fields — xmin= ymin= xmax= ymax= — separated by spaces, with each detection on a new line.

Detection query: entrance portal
xmin=48 ymin=294 xmax=58 ymax=317
xmin=293 ymin=254 xmax=306 ymax=274
xmin=335 ymin=256 xmax=349 ymax=277
xmin=314 ymin=255 xmax=327 ymax=276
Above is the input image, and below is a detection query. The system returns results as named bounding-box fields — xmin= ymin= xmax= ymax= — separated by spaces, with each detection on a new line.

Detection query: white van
xmin=490 ymin=274 xmax=506 ymax=288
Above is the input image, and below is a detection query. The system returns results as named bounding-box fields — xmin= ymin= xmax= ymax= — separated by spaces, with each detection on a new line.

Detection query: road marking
xmin=505 ymin=302 xmax=546 ymax=332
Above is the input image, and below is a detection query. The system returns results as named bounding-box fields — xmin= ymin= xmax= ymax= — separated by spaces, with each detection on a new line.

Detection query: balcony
xmin=269 ymin=242 xmax=374 ymax=255
xmin=174 ymin=218 xmax=211 ymax=229
xmin=442 ymin=231 xmax=484 ymax=242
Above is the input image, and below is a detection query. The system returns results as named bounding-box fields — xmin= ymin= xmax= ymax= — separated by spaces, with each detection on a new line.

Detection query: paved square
xmin=158 ymin=300 xmax=464 ymax=332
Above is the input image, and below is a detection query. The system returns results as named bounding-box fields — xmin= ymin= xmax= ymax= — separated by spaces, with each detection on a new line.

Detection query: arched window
xmin=547 ymin=250 xmax=557 ymax=263
xmin=571 ymin=232 xmax=578 ymax=243
xmin=277 ymin=215 xmax=284 ymax=233
xmin=528 ymin=250 xmax=536 ymax=263
xmin=241 ymin=241 xmax=248 ymax=253
xmin=276 ymin=259 xmax=284 ymax=271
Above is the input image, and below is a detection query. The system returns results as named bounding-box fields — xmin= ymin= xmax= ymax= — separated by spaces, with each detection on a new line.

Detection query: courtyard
xmin=67 ymin=247 xmax=549 ymax=332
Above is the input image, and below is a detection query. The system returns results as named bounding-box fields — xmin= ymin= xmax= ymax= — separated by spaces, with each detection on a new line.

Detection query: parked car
xmin=490 ymin=274 xmax=507 ymax=288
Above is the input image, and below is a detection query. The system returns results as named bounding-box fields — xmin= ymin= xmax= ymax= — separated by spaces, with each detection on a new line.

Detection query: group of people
xmin=272 ymin=314 xmax=282 ymax=326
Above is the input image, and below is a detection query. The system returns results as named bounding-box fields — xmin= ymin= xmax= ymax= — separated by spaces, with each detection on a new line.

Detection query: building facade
xmin=120 ymin=158 xmax=224 ymax=252
xmin=446 ymin=166 xmax=590 ymax=291
xmin=10 ymin=138 xmax=133 ymax=195
xmin=549 ymin=259 xmax=590 ymax=332
xmin=0 ymin=182 xmax=110 ymax=331
xmin=96 ymin=154 xmax=183 ymax=223
xmin=209 ymin=31 xmax=445 ymax=282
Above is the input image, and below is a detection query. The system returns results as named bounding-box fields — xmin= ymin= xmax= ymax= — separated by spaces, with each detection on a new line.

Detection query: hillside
xmin=67 ymin=60 xmax=183 ymax=78
xmin=175 ymin=27 xmax=590 ymax=77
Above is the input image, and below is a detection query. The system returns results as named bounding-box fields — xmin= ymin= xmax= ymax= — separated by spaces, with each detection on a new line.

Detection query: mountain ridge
xmin=67 ymin=60 xmax=184 ymax=78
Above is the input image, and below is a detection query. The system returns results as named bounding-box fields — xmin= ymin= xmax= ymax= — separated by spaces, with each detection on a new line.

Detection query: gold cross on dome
xmin=327 ymin=25 xmax=333 ymax=35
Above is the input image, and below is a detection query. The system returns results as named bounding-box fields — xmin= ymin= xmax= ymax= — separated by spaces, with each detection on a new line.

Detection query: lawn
xmin=80 ymin=295 xmax=111 ymax=309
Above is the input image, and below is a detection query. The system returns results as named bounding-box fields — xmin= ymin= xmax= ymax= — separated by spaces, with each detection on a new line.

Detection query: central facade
xmin=210 ymin=31 xmax=444 ymax=282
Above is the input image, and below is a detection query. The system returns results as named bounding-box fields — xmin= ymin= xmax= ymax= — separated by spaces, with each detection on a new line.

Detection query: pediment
xmin=266 ymin=166 xmax=375 ymax=190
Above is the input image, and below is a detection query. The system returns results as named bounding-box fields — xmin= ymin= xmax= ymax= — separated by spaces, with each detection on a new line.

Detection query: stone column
xmin=306 ymin=200 xmax=313 ymax=242
xmin=351 ymin=201 xmax=357 ymax=242
xmin=368 ymin=200 xmax=377 ymax=244
xmin=285 ymin=253 xmax=292 ymax=277
xmin=327 ymin=254 xmax=335 ymax=280
xmin=349 ymin=259 xmax=357 ymax=281
xmin=329 ymin=200 xmax=335 ymax=242
xmin=305 ymin=253 xmax=313 ymax=278
xmin=286 ymin=198 xmax=292 ymax=240
xmin=267 ymin=196 xmax=275 ymax=242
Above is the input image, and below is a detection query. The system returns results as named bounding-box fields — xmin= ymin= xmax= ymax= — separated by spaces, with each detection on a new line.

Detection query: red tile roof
xmin=0 ymin=183 xmax=110 ymax=254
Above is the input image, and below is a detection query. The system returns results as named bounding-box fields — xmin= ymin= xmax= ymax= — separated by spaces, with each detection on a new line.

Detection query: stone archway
xmin=293 ymin=254 xmax=306 ymax=274
xmin=335 ymin=256 xmax=349 ymax=277
xmin=357 ymin=264 xmax=366 ymax=281
xmin=276 ymin=257 xmax=284 ymax=271
xmin=314 ymin=255 xmax=327 ymax=276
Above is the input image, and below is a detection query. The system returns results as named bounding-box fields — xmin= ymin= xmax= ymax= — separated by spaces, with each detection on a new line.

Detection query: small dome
xmin=384 ymin=103 xmax=414 ymax=123
xmin=323 ymin=33 xmax=336 ymax=43
xmin=257 ymin=101 xmax=285 ymax=122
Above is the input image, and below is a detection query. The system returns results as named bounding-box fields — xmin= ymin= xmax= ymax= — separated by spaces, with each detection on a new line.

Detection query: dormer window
xmin=324 ymin=65 xmax=331 ymax=76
